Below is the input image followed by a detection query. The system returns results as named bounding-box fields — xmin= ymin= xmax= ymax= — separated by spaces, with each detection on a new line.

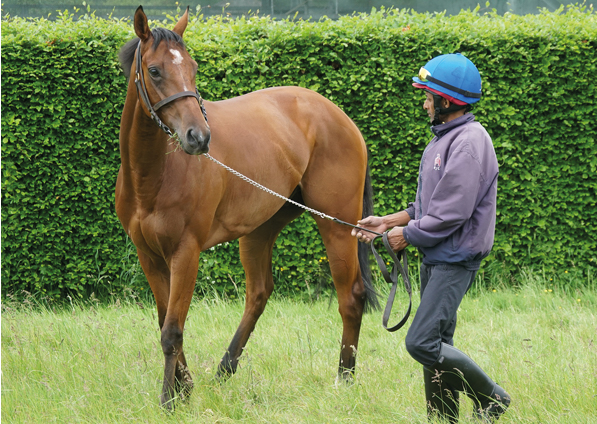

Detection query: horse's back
xmin=206 ymin=86 xmax=366 ymax=163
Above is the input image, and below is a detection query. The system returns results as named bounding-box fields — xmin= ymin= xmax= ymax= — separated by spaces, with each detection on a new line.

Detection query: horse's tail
xmin=359 ymin=162 xmax=381 ymax=312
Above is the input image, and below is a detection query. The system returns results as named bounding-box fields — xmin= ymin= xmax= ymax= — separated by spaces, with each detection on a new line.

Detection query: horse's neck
xmin=119 ymin=97 xmax=172 ymax=203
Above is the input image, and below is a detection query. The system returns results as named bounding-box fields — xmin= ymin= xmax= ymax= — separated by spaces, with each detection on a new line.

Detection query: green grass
xmin=2 ymin=273 xmax=596 ymax=423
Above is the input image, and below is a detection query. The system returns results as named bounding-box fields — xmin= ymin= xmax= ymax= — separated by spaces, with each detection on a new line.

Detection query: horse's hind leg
xmin=300 ymin=154 xmax=368 ymax=381
xmin=314 ymin=217 xmax=367 ymax=382
xmin=216 ymin=202 xmax=303 ymax=380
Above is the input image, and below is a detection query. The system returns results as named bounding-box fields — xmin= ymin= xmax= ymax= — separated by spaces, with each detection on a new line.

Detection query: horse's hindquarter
xmin=295 ymin=90 xmax=368 ymax=221
xmin=233 ymin=87 xmax=367 ymax=220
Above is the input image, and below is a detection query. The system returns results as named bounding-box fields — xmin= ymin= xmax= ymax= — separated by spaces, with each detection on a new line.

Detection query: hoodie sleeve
xmin=404 ymin=202 xmax=416 ymax=220
xmin=402 ymin=149 xmax=482 ymax=248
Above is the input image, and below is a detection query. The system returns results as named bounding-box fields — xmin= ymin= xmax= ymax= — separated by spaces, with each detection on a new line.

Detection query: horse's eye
xmin=148 ymin=67 xmax=160 ymax=78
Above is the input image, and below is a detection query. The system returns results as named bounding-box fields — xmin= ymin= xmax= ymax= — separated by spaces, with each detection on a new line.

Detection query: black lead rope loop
xmin=371 ymin=232 xmax=412 ymax=332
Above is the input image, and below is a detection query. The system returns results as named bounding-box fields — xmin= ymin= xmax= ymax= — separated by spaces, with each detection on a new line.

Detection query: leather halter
xmin=134 ymin=40 xmax=208 ymax=138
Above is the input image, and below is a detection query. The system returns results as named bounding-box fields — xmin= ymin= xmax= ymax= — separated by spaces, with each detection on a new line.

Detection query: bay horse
xmin=116 ymin=6 xmax=379 ymax=409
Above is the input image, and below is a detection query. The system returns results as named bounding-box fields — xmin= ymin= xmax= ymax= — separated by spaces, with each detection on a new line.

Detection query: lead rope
xmin=204 ymin=153 xmax=332 ymax=221
xmin=372 ymin=233 xmax=412 ymax=332
xmin=203 ymin=152 xmax=412 ymax=332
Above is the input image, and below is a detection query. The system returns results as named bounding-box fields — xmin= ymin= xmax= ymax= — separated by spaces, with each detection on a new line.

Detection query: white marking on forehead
xmin=169 ymin=48 xmax=188 ymax=91
xmin=170 ymin=49 xmax=184 ymax=65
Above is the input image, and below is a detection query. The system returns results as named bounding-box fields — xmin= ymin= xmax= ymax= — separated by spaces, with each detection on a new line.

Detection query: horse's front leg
xmin=138 ymin=250 xmax=195 ymax=406
xmin=159 ymin=241 xmax=200 ymax=410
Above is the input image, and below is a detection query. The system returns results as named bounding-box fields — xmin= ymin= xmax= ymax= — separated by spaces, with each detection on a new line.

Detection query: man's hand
xmin=351 ymin=216 xmax=386 ymax=244
xmin=350 ymin=211 xmax=412 ymax=245
xmin=387 ymin=226 xmax=409 ymax=252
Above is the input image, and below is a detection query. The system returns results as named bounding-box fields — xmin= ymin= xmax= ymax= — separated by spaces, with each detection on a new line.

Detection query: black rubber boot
xmin=425 ymin=343 xmax=511 ymax=422
xmin=424 ymin=366 xmax=459 ymax=423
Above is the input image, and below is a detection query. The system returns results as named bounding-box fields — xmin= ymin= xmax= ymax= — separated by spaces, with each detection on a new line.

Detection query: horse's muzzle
xmin=182 ymin=127 xmax=211 ymax=155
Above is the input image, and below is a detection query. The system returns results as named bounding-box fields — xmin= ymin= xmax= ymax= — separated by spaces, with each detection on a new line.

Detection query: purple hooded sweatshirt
xmin=402 ymin=113 xmax=498 ymax=270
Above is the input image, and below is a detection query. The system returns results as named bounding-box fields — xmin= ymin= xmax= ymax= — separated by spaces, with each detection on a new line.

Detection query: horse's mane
xmin=118 ymin=27 xmax=186 ymax=80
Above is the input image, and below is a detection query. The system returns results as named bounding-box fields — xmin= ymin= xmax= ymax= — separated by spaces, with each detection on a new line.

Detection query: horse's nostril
xmin=185 ymin=128 xmax=202 ymax=148
xmin=185 ymin=127 xmax=210 ymax=154
xmin=186 ymin=128 xmax=198 ymax=144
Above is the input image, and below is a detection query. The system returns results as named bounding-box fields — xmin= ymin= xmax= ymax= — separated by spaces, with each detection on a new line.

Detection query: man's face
xmin=423 ymin=92 xmax=435 ymax=123
xmin=422 ymin=91 xmax=450 ymax=124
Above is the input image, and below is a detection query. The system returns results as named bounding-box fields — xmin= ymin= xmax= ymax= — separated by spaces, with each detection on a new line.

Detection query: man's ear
xmin=441 ymin=97 xmax=451 ymax=109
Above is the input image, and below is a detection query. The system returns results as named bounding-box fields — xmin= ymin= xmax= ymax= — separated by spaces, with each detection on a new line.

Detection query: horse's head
xmin=127 ymin=6 xmax=210 ymax=155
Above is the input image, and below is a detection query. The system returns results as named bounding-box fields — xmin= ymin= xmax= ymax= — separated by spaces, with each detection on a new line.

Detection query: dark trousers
xmin=404 ymin=263 xmax=477 ymax=367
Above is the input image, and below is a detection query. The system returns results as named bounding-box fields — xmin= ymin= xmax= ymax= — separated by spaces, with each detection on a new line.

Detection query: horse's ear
xmin=134 ymin=6 xmax=152 ymax=42
xmin=172 ymin=6 xmax=189 ymax=37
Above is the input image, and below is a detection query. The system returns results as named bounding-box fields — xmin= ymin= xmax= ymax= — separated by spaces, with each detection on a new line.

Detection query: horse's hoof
xmin=159 ymin=395 xmax=176 ymax=412
xmin=214 ymin=368 xmax=233 ymax=384
xmin=214 ymin=360 xmax=236 ymax=384
xmin=334 ymin=372 xmax=355 ymax=388
xmin=177 ymin=381 xmax=194 ymax=403
xmin=176 ymin=364 xmax=194 ymax=402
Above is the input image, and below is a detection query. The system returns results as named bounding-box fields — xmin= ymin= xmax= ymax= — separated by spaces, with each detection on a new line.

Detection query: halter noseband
xmin=134 ymin=40 xmax=208 ymax=138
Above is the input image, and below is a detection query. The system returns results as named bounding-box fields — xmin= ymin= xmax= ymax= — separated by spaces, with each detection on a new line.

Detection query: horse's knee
xmin=161 ymin=325 xmax=183 ymax=356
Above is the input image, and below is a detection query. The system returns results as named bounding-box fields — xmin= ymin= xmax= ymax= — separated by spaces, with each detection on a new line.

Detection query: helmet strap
xmin=431 ymin=93 xmax=471 ymax=126
xmin=431 ymin=94 xmax=444 ymax=126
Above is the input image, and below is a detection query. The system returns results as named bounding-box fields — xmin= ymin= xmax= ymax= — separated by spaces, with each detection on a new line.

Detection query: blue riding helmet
xmin=412 ymin=53 xmax=482 ymax=105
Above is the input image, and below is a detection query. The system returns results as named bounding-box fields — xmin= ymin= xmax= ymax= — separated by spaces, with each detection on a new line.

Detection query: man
xmin=352 ymin=53 xmax=511 ymax=422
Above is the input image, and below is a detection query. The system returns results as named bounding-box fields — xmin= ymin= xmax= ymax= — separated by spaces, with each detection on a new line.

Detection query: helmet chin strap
xmin=431 ymin=93 xmax=470 ymax=126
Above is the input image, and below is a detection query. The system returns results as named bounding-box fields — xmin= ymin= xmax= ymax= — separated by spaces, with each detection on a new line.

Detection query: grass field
xmin=2 ymin=273 xmax=596 ymax=423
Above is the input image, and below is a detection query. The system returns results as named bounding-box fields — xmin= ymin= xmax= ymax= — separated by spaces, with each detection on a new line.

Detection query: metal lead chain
xmin=202 ymin=153 xmax=410 ymax=331
xmin=203 ymin=153 xmax=333 ymax=221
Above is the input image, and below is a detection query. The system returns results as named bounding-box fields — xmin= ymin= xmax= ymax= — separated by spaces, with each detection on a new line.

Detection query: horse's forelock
xmin=118 ymin=29 xmax=185 ymax=81
xmin=151 ymin=27 xmax=185 ymax=51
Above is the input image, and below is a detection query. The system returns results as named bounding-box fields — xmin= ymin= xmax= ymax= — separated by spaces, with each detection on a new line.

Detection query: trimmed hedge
xmin=2 ymin=5 xmax=596 ymax=300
